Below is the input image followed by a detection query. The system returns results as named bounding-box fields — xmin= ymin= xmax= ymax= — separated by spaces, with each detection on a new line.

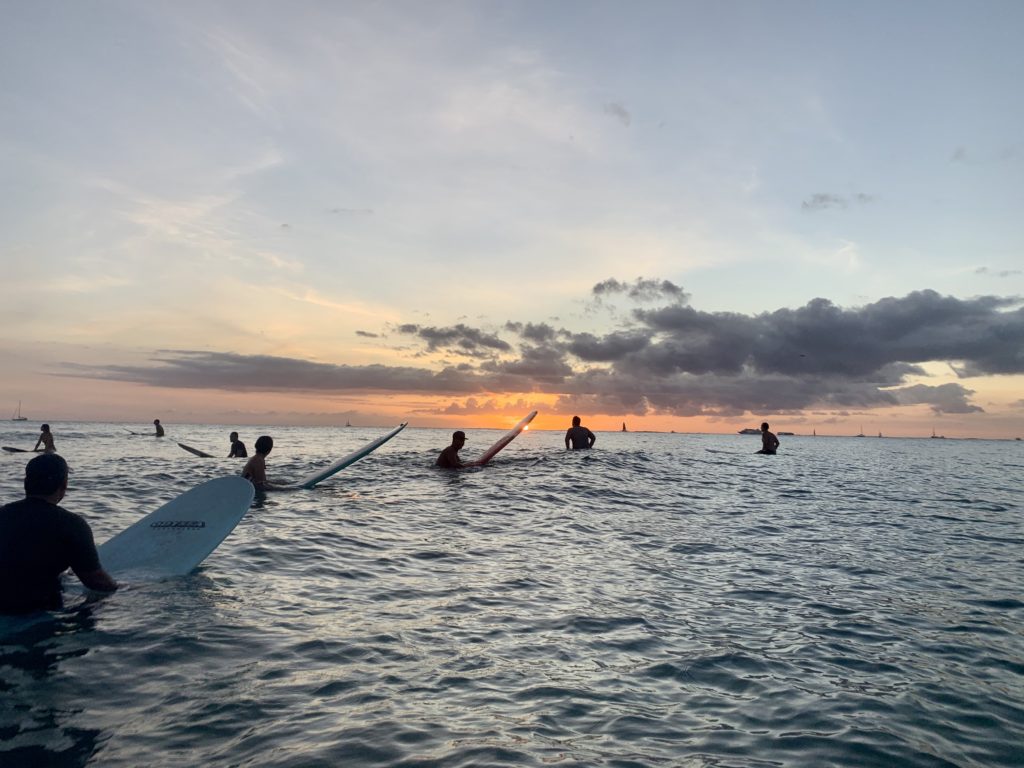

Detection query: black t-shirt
xmin=0 ymin=497 xmax=101 ymax=614
xmin=230 ymin=440 xmax=248 ymax=458
xmin=566 ymin=425 xmax=595 ymax=449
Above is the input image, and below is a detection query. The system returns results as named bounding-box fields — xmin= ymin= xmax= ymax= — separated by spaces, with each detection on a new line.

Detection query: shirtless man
xmin=436 ymin=431 xmax=468 ymax=469
xmin=0 ymin=454 xmax=118 ymax=614
xmin=757 ymin=422 xmax=780 ymax=455
xmin=153 ymin=419 xmax=165 ymax=437
xmin=241 ymin=435 xmax=276 ymax=490
xmin=564 ymin=416 xmax=596 ymax=450
xmin=228 ymin=431 xmax=248 ymax=458
xmin=33 ymin=424 xmax=56 ymax=453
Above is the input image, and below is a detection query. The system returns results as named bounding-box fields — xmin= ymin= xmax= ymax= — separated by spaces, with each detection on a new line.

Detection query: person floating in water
xmin=153 ymin=419 xmax=165 ymax=437
xmin=228 ymin=431 xmax=248 ymax=458
xmin=757 ymin=422 xmax=780 ymax=455
xmin=436 ymin=430 xmax=469 ymax=469
xmin=33 ymin=423 xmax=56 ymax=454
xmin=565 ymin=416 xmax=596 ymax=450
xmin=242 ymin=435 xmax=277 ymax=490
xmin=0 ymin=454 xmax=118 ymax=614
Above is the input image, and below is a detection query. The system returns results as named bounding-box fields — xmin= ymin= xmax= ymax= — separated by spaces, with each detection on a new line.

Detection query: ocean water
xmin=1 ymin=422 xmax=1022 ymax=767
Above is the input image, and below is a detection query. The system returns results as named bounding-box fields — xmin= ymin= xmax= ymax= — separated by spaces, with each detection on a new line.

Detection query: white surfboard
xmin=98 ymin=476 xmax=255 ymax=579
xmin=295 ymin=422 xmax=408 ymax=489
xmin=474 ymin=411 xmax=538 ymax=465
xmin=178 ymin=442 xmax=214 ymax=458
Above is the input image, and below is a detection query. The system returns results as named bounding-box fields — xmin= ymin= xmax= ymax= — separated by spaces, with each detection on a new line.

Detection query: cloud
xmin=603 ymin=102 xmax=631 ymax=127
xmin=395 ymin=323 xmax=512 ymax=357
xmin=975 ymin=266 xmax=1023 ymax=278
xmin=801 ymin=193 xmax=875 ymax=212
xmin=891 ymin=383 xmax=983 ymax=414
xmin=355 ymin=330 xmax=380 ymax=338
xmin=591 ymin=277 xmax=688 ymax=303
xmin=55 ymin=285 xmax=1024 ymax=418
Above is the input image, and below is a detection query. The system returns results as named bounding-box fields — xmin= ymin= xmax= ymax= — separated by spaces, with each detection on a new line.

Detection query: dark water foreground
xmin=1 ymin=424 xmax=1022 ymax=767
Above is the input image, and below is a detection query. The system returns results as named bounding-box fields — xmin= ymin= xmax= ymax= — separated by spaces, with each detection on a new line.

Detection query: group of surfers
xmin=0 ymin=416 xmax=780 ymax=615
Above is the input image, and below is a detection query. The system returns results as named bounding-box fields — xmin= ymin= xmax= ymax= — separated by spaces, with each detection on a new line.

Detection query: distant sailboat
xmin=931 ymin=427 xmax=945 ymax=439
xmin=345 ymin=419 xmax=352 ymax=427
xmin=855 ymin=424 xmax=865 ymax=437
xmin=11 ymin=401 xmax=27 ymax=421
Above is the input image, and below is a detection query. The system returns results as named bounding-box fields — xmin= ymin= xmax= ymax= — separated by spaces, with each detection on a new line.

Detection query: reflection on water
xmin=1 ymin=424 xmax=1023 ymax=766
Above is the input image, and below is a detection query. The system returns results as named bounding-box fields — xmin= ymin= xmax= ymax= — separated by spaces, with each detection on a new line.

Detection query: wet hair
xmin=25 ymin=453 xmax=68 ymax=496
xmin=453 ymin=431 xmax=466 ymax=441
xmin=761 ymin=422 xmax=770 ymax=430
xmin=255 ymin=435 xmax=273 ymax=454
xmin=230 ymin=432 xmax=239 ymax=440
xmin=572 ymin=416 xmax=581 ymax=426
xmin=41 ymin=424 xmax=50 ymax=432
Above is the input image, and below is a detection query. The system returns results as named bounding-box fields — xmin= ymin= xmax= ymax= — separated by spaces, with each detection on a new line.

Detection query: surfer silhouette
xmin=33 ymin=424 xmax=56 ymax=454
xmin=565 ymin=416 xmax=596 ymax=450
xmin=153 ymin=419 xmax=165 ymax=437
xmin=228 ymin=432 xmax=248 ymax=458
xmin=436 ymin=430 xmax=469 ymax=469
xmin=241 ymin=435 xmax=277 ymax=490
xmin=757 ymin=422 xmax=780 ymax=455
xmin=0 ymin=453 xmax=118 ymax=614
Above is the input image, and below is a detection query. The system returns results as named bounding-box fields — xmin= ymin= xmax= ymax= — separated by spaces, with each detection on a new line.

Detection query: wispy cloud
xmin=603 ymin=102 xmax=631 ymax=127
xmin=801 ymin=192 xmax=875 ymax=212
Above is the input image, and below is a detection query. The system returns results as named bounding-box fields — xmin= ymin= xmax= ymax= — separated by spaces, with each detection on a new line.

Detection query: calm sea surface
xmin=1 ymin=422 xmax=1022 ymax=767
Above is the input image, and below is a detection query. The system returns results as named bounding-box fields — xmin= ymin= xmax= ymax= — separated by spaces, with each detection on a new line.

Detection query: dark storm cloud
xmin=56 ymin=285 xmax=1022 ymax=419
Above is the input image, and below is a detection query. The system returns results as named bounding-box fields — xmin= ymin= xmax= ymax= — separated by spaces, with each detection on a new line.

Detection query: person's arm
xmin=587 ymin=429 xmax=596 ymax=448
xmin=565 ymin=429 xmax=571 ymax=450
xmin=33 ymin=436 xmax=43 ymax=451
xmin=77 ymin=567 xmax=119 ymax=593
xmin=67 ymin=517 xmax=119 ymax=593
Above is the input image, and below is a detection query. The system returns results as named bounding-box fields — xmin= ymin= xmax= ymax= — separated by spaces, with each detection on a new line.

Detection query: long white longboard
xmin=474 ymin=411 xmax=538 ymax=465
xmin=295 ymin=423 xmax=408 ymax=489
xmin=98 ymin=476 xmax=255 ymax=579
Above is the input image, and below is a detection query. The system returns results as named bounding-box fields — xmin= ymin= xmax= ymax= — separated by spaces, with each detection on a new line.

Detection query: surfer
xmin=153 ymin=419 xmax=165 ymax=437
xmin=757 ymin=422 xmax=780 ymax=455
xmin=0 ymin=454 xmax=118 ymax=614
xmin=436 ymin=430 xmax=469 ymax=469
xmin=242 ymin=435 xmax=278 ymax=490
xmin=565 ymin=416 xmax=596 ymax=450
xmin=228 ymin=431 xmax=248 ymax=458
xmin=33 ymin=423 xmax=56 ymax=453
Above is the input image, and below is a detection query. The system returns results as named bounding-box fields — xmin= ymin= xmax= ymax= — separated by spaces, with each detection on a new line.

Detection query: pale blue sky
xmin=1 ymin=1 xmax=1022 ymax=433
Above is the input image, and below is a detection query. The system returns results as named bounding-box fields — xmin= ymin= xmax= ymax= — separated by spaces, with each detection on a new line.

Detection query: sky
xmin=1 ymin=0 xmax=1022 ymax=438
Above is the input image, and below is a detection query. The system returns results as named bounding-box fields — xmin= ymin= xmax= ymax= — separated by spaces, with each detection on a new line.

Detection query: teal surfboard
xmin=296 ymin=422 xmax=408 ymax=489
xmin=474 ymin=411 xmax=538 ymax=465
xmin=98 ymin=476 xmax=255 ymax=579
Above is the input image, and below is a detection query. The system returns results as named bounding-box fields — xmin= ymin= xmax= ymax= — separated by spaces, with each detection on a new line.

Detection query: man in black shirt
xmin=228 ymin=431 xmax=248 ymax=458
xmin=0 ymin=454 xmax=118 ymax=614
xmin=565 ymin=416 xmax=596 ymax=450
